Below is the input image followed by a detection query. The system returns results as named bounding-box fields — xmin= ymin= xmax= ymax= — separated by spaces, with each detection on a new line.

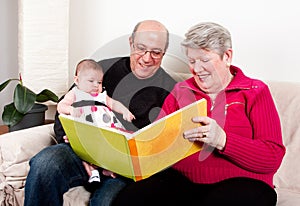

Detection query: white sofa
xmin=1 ymin=66 xmax=300 ymax=205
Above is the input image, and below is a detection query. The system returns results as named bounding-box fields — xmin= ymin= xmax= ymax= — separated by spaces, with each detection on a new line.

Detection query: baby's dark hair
xmin=75 ymin=59 xmax=103 ymax=76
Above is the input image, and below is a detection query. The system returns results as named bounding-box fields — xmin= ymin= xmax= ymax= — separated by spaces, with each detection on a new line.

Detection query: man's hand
xmin=63 ymin=135 xmax=69 ymax=143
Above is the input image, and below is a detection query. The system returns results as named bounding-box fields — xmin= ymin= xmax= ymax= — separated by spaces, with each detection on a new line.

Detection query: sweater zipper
xmin=225 ymin=102 xmax=245 ymax=115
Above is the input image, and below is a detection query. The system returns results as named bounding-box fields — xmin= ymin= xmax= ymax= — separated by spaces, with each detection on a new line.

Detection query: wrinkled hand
xmin=183 ymin=116 xmax=226 ymax=150
xmin=123 ymin=111 xmax=136 ymax=122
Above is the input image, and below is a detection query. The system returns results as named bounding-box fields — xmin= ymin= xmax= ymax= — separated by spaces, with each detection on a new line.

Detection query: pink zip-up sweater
xmin=157 ymin=66 xmax=285 ymax=188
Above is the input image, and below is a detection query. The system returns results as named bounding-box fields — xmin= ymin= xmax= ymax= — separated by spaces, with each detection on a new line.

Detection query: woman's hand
xmin=183 ymin=116 xmax=226 ymax=150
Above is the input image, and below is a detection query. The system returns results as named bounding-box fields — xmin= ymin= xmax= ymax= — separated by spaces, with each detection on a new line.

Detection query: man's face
xmin=129 ymin=31 xmax=167 ymax=79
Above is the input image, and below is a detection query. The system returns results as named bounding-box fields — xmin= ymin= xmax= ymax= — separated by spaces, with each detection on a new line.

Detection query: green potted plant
xmin=0 ymin=73 xmax=59 ymax=131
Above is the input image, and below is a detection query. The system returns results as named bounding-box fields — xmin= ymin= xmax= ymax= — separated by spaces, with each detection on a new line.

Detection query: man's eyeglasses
xmin=133 ymin=44 xmax=164 ymax=59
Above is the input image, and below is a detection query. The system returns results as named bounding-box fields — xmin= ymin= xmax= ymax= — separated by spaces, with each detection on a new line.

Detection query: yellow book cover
xmin=59 ymin=98 xmax=207 ymax=181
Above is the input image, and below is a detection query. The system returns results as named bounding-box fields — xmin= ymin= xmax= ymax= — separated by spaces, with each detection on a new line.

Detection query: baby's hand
xmin=123 ymin=111 xmax=135 ymax=122
xmin=102 ymin=169 xmax=117 ymax=178
xmin=70 ymin=107 xmax=82 ymax=117
xmin=82 ymin=161 xmax=98 ymax=177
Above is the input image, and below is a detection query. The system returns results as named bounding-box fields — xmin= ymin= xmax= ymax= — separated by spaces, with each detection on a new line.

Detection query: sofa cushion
xmin=267 ymin=81 xmax=300 ymax=192
xmin=276 ymin=188 xmax=300 ymax=206
xmin=63 ymin=186 xmax=90 ymax=206
xmin=0 ymin=124 xmax=56 ymax=205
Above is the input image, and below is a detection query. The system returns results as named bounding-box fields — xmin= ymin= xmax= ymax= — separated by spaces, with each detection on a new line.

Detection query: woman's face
xmin=186 ymin=47 xmax=232 ymax=94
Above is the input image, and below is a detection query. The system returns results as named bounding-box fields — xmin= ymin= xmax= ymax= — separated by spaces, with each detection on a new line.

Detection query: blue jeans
xmin=24 ymin=143 xmax=129 ymax=206
xmin=89 ymin=175 xmax=129 ymax=206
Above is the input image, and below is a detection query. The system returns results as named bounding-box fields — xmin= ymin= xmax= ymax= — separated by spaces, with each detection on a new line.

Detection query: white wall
xmin=18 ymin=0 xmax=69 ymax=99
xmin=69 ymin=0 xmax=300 ymax=84
xmin=0 ymin=0 xmax=18 ymax=125
xmin=1 ymin=0 xmax=299 ymax=124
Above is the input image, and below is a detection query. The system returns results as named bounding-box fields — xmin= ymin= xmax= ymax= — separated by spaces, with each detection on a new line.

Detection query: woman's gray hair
xmin=181 ymin=22 xmax=232 ymax=57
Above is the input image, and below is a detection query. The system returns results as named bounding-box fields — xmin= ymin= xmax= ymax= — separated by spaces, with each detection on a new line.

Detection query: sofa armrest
xmin=0 ymin=124 xmax=56 ymax=205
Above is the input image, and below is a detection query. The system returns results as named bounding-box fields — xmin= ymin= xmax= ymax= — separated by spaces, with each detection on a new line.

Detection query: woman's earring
xmin=226 ymin=62 xmax=231 ymax=67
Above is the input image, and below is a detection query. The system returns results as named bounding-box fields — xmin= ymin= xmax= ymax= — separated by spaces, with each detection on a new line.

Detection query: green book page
xmin=59 ymin=115 xmax=135 ymax=179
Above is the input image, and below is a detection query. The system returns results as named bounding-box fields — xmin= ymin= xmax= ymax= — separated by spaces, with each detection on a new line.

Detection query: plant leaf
xmin=36 ymin=89 xmax=59 ymax=103
xmin=0 ymin=79 xmax=19 ymax=92
xmin=2 ymin=103 xmax=24 ymax=126
xmin=14 ymin=84 xmax=36 ymax=113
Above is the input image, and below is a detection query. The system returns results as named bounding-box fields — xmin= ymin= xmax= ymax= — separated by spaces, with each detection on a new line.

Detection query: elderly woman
xmin=113 ymin=22 xmax=285 ymax=206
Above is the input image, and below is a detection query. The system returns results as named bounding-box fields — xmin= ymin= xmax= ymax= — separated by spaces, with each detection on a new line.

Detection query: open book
xmin=59 ymin=98 xmax=207 ymax=181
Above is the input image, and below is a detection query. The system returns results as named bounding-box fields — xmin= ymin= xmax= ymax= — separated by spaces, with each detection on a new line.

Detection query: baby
xmin=58 ymin=59 xmax=135 ymax=127
xmin=57 ymin=59 xmax=135 ymax=184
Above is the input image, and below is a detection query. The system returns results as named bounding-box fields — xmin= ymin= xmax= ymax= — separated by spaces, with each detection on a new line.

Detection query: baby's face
xmin=76 ymin=69 xmax=103 ymax=94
